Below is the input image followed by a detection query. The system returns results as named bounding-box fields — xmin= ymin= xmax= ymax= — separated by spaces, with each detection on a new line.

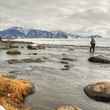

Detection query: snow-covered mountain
xmin=0 ymin=27 xmax=68 ymax=39
xmin=0 ymin=27 xmax=102 ymax=39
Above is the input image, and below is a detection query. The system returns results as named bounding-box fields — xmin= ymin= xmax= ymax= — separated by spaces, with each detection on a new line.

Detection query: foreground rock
xmin=6 ymin=49 xmax=21 ymax=55
xmin=56 ymin=105 xmax=82 ymax=110
xmin=88 ymin=55 xmax=110 ymax=64
xmin=8 ymin=58 xmax=45 ymax=64
xmin=0 ymin=74 xmax=34 ymax=110
xmin=84 ymin=81 xmax=110 ymax=102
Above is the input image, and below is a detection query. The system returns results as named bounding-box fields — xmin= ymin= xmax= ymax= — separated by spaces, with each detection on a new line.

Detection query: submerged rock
xmin=28 ymin=53 xmax=37 ymax=55
xmin=1 ymin=74 xmax=16 ymax=79
xmin=61 ymin=64 xmax=70 ymax=70
xmin=27 ymin=44 xmax=46 ymax=50
xmin=88 ymin=55 xmax=110 ymax=64
xmin=62 ymin=57 xmax=76 ymax=62
xmin=6 ymin=49 xmax=21 ymax=55
xmin=22 ymin=58 xmax=44 ymax=63
xmin=27 ymin=45 xmax=36 ymax=50
xmin=60 ymin=61 xmax=69 ymax=64
xmin=68 ymin=47 xmax=74 ymax=51
xmin=56 ymin=105 xmax=82 ymax=110
xmin=32 ymin=53 xmax=37 ymax=55
xmin=8 ymin=59 xmax=21 ymax=64
xmin=84 ymin=81 xmax=110 ymax=102
xmin=7 ymin=58 xmax=45 ymax=64
xmin=9 ymin=45 xmax=19 ymax=48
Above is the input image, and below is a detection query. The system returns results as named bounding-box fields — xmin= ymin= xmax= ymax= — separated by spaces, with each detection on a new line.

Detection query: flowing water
xmin=0 ymin=39 xmax=110 ymax=110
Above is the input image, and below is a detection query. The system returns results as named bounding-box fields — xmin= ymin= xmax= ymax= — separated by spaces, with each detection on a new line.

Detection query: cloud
xmin=0 ymin=0 xmax=110 ymax=36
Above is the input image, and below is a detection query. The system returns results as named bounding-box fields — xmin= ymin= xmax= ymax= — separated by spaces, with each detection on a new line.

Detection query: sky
xmin=0 ymin=0 xmax=110 ymax=36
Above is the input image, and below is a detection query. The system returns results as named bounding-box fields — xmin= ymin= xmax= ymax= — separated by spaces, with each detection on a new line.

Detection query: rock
xmin=64 ymin=64 xmax=70 ymax=68
xmin=27 ymin=45 xmax=36 ymax=50
xmin=42 ymin=56 xmax=48 ymax=60
xmin=62 ymin=57 xmax=76 ymax=62
xmin=1 ymin=74 xmax=16 ymax=79
xmin=60 ymin=61 xmax=69 ymax=64
xmin=9 ymin=45 xmax=19 ymax=48
xmin=32 ymin=53 xmax=37 ymax=55
xmin=61 ymin=64 xmax=70 ymax=70
xmin=7 ymin=58 xmax=45 ymax=64
xmin=28 ymin=53 xmax=37 ymax=55
xmin=84 ymin=81 xmax=110 ymax=102
xmin=68 ymin=47 xmax=74 ymax=51
xmin=6 ymin=49 xmax=21 ymax=55
xmin=8 ymin=59 xmax=22 ymax=64
xmin=36 ymin=44 xmax=46 ymax=49
xmin=88 ymin=55 xmax=110 ymax=64
xmin=56 ymin=105 xmax=82 ymax=110
xmin=27 ymin=44 xmax=46 ymax=50
xmin=22 ymin=58 xmax=34 ymax=63
xmin=21 ymin=46 xmax=24 ymax=48
xmin=23 ymin=58 xmax=44 ymax=63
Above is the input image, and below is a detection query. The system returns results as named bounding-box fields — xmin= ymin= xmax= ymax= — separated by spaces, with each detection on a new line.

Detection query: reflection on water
xmin=0 ymin=46 xmax=110 ymax=110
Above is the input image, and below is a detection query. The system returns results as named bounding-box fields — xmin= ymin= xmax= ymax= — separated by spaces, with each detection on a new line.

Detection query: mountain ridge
xmin=0 ymin=27 xmax=102 ymax=39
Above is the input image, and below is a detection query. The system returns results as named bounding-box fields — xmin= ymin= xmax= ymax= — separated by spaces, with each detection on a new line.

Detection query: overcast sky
xmin=0 ymin=0 xmax=110 ymax=36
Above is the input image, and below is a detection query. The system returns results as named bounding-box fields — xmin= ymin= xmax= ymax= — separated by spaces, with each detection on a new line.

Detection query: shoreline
xmin=1 ymin=39 xmax=110 ymax=50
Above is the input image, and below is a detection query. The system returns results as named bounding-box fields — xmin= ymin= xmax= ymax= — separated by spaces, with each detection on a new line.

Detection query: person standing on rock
xmin=90 ymin=37 xmax=95 ymax=53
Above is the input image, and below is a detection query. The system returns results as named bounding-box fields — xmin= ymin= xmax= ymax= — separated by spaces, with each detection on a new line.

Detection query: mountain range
xmin=0 ymin=27 xmax=102 ymax=39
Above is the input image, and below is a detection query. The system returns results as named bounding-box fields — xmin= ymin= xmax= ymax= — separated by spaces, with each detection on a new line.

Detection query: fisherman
xmin=90 ymin=37 xmax=95 ymax=53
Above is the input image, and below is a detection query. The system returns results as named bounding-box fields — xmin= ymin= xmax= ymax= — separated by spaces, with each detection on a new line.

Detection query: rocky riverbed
xmin=0 ymin=44 xmax=110 ymax=110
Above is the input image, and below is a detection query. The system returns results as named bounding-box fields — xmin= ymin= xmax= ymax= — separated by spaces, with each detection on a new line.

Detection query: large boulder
xmin=84 ymin=81 xmax=110 ymax=102
xmin=88 ymin=55 xmax=110 ymax=64
xmin=56 ymin=105 xmax=82 ymax=110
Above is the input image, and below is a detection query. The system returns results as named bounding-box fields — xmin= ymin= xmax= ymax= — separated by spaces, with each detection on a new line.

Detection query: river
xmin=0 ymin=41 xmax=110 ymax=110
